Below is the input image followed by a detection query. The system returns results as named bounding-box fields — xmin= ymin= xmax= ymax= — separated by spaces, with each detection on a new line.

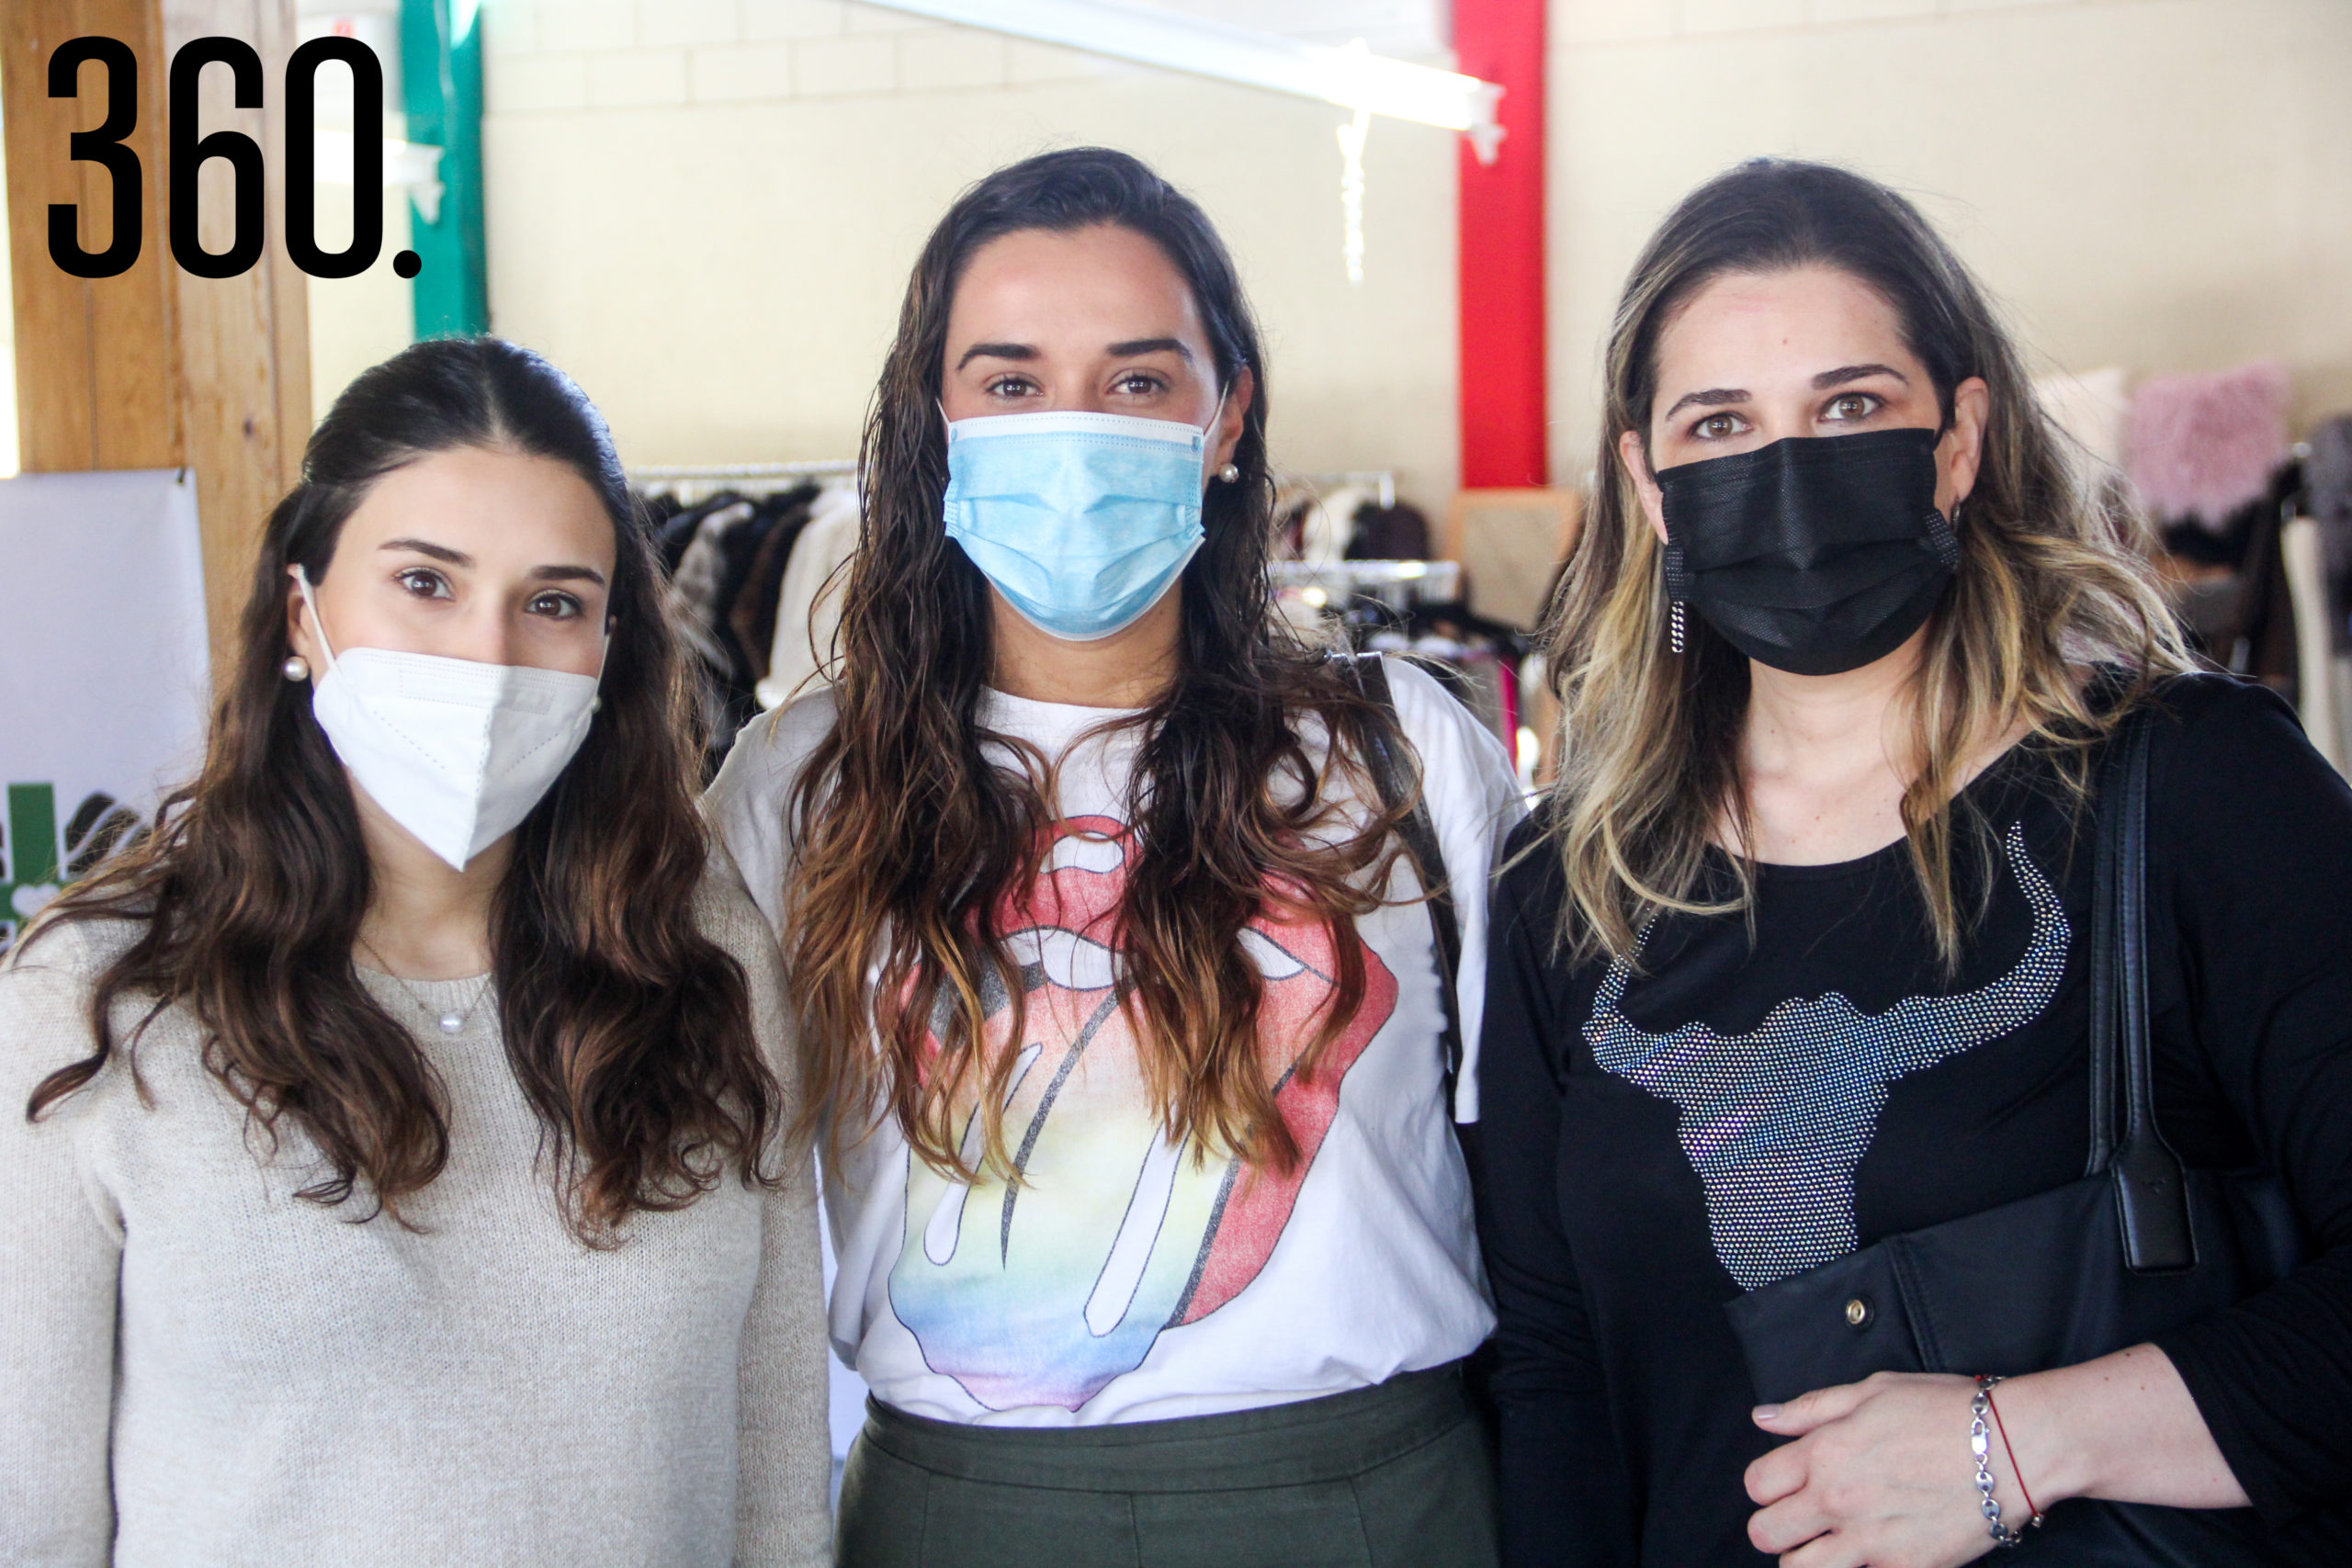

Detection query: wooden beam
xmin=2 ymin=0 xmax=179 ymax=473
xmin=162 ymin=0 xmax=311 ymax=669
xmin=2 ymin=0 xmax=309 ymax=681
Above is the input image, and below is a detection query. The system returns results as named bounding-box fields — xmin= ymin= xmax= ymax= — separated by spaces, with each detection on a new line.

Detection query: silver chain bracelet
xmin=1971 ymin=1375 xmax=2028 ymax=1548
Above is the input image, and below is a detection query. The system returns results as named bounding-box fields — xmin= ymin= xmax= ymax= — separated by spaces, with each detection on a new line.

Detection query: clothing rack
xmin=627 ymin=459 xmax=858 ymax=506
xmin=630 ymin=462 xmax=1393 ymax=508
xmin=1270 ymin=558 xmax=1460 ymax=611
xmin=1289 ymin=468 xmax=1396 ymax=509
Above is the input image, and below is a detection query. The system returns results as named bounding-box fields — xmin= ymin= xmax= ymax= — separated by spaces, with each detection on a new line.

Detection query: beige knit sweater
xmin=0 ymin=857 xmax=831 ymax=1567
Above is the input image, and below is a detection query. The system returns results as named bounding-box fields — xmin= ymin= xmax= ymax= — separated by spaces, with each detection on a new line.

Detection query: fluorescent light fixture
xmin=864 ymin=0 xmax=1504 ymax=158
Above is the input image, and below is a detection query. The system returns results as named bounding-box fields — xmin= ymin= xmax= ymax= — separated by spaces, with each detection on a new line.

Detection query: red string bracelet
xmin=1984 ymin=1384 xmax=2045 ymax=1526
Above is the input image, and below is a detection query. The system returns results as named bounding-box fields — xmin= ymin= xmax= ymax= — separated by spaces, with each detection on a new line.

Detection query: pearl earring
xmin=588 ymin=695 xmax=602 ymax=714
xmin=282 ymin=654 xmax=311 ymax=682
xmin=1216 ymin=462 xmax=1240 ymax=483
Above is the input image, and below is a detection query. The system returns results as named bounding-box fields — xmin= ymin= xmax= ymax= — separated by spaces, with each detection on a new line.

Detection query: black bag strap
xmin=1340 ymin=653 xmax=1467 ymax=1110
xmin=2088 ymin=698 xmax=2196 ymax=1272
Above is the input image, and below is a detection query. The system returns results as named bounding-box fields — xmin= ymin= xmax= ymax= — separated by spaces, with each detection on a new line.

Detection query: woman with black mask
xmin=1477 ymin=160 xmax=2352 ymax=1566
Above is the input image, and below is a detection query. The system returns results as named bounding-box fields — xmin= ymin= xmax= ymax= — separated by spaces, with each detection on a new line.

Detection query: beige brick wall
xmin=465 ymin=0 xmax=1461 ymax=502
xmin=484 ymin=0 xmax=1111 ymax=112
xmin=296 ymin=0 xmax=2352 ymax=513
xmin=1545 ymin=0 xmax=2352 ymax=478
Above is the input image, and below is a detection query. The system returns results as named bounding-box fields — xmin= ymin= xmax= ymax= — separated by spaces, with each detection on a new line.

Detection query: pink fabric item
xmin=2124 ymin=360 xmax=2291 ymax=525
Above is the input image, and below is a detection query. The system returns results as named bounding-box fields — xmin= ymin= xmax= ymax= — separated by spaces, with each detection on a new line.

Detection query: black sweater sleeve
xmin=2145 ymin=680 xmax=2352 ymax=1526
xmin=1476 ymin=824 xmax=1641 ymax=1567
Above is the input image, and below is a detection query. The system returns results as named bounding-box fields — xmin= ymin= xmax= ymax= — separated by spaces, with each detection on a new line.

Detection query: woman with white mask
xmin=707 ymin=148 xmax=1524 ymax=1566
xmin=0 ymin=338 xmax=831 ymax=1565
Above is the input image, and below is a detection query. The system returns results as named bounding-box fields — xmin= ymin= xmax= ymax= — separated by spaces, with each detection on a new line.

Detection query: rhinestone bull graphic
xmin=1585 ymin=822 xmax=2068 ymax=1290
xmin=888 ymin=817 xmax=1398 ymax=1411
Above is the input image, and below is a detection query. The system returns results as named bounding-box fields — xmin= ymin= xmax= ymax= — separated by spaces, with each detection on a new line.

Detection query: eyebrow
xmin=380 ymin=538 xmax=605 ymax=588
xmin=380 ymin=537 xmax=471 ymax=566
xmin=954 ymin=336 xmax=1195 ymax=370
xmin=1812 ymin=363 xmax=1908 ymax=389
xmin=1660 ymin=363 xmax=1912 ymax=422
xmin=956 ymin=341 xmax=1037 ymax=368
xmin=1661 ymin=386 xmax=1751 ymax=420
xmin=1106 ymin=337 xmax=1193 ymax=361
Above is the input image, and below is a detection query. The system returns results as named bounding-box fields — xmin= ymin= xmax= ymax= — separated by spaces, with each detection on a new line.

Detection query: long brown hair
xmin=23 ymin=338 xmax=777 ymax=1244
xmin=1543 ymin=159 xmax=2190 ymax=966
xmin=786 ymin=148 xmax=1413 ymax=1181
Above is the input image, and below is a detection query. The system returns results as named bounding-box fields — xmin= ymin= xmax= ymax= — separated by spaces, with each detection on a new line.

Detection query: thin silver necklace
xmin=358 ymin=936 xmax=493 ymax=1036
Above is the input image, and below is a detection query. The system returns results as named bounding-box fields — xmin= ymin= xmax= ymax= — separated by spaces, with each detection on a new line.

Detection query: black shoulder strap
xmin=2088 ymin=699 xmax=2195 ymax=1272
xmin=1341 ymin=653 xmax=1467 ymax=1111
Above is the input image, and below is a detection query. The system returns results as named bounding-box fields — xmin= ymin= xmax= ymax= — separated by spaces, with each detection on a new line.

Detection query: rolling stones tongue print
xmin=888 ymin=816 xmax=1397 ymax=1413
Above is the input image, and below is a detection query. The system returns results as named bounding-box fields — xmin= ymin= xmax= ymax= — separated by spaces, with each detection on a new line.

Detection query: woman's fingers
xmin=1747 ymin=1490 xmax=1834 ymax=1556
xmin=1745 ymin=1434 xmax=1810 ymax=1505
xmin=1747 ymin=1375 xmax=1996 ymax=1568
xmin=1755 ymin=1377 xmax=1874 ymax=1436
xmin=1778 ymin=1527 xmax=1874 ymax=1568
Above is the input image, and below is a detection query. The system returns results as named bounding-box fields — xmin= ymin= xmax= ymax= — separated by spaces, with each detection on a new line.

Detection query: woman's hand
xmin=1743 ymin=1371 xmax=2012 ymax=1568
xmin=1743 ymin=1345 xmax=2247 ymax=1564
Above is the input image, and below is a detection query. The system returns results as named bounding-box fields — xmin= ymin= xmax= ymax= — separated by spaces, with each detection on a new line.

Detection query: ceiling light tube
xmin=863 ymin=0 xmax=1505 ymax=158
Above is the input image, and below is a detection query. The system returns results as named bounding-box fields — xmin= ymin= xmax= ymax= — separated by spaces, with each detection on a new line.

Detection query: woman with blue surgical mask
xmin=0 ymin=338 xmax=832 ymax=1565
xmin=706 ymin=148 xmax=1524 ymax=1566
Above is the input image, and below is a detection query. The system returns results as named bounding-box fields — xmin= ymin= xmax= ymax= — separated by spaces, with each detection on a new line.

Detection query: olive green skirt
xmin=835 ymin=1363 xmax=1498 ymax=1568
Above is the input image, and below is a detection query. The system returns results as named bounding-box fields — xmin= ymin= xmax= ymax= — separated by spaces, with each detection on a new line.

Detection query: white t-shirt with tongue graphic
xmin=706 ymin=656 xmax=1524 ymax=1427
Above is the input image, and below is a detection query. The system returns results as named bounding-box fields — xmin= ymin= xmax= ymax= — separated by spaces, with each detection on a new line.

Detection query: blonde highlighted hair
xmin=1540 ymin=160 xmax=2191 ymax=967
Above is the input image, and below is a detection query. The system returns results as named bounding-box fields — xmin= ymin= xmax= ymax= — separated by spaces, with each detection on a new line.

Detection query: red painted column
xmin=1453 ymin=0 xmax=1548 ymax=489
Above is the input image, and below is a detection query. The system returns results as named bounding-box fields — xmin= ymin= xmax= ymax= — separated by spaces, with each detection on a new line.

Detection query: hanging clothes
xmin=1345 ymin=500 xmax=1434 ymax=560
xmin=2032 ymin=367 xmax=2132 ymax=478
xmin=665 ymin=496 xmax=760 ymax=749
xmin=726 ymin=482 xmax=824 ymax=687
xmin=759 ymin=484 xmax=864 ymax=711
xmin=2306 ymin=414 xmax=2352 ymax=604
xmin=2126 ymin=361 xmax=2292 ymax=544
xmin=635 ymin=479 xmax=837 ymax=774
xmin=1303 ymin=482 xmax=1378 ymax=563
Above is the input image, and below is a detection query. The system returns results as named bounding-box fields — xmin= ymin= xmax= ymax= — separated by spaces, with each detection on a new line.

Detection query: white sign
xmin=0 ymin=468 xmax=209 ymax=947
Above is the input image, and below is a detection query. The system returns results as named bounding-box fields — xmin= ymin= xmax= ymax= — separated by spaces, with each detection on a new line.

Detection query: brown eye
xmin=1826 ymin=393 xmax=1878 ymax=422
xmin=396 ymin=568 xmax=452 ymax=600
xmin=1697 ymin=412 xmax=1744 ymax=440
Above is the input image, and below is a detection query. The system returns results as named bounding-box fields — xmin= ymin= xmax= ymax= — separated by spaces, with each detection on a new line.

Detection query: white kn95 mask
xmin=295 ymin=566 xmax=603 ymax=871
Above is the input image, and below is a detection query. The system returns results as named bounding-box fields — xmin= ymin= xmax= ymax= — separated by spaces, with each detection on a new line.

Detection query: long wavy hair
xmin=24 ymin=337 xmax=777 ymax=1244
xmin=1543 ymin=160 xmax=2191 ymax=966
xmin=786 ymin=148 xmax=1413 ymax=1180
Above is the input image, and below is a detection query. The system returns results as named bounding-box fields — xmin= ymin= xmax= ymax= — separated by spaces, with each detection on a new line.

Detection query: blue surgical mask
xmin=942 ymin=407 xmax=1213 ymax=641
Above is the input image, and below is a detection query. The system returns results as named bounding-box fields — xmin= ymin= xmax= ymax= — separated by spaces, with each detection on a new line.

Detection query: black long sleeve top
xmin=1475 ymin=675 xmax=2352 ymax=1565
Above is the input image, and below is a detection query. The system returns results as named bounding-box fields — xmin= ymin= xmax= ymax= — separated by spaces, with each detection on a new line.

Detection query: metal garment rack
xmin=629 ymin=463 xmax=1393 ymax=508
xmin=1288 ymin=468 xmax=1396 ymax=509
xmin=1269 ymin=558 xmax=1460 ymax=611
xmin=627 ymin=459 xmax=859 ymax=506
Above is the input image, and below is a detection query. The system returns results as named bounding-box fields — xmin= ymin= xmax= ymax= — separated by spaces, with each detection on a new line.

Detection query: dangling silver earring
xmin=1668 ymin=600 xmax=1685 ymax=656
xmin=281 ymin=654 xmax=311 ymax=682
xmin=1216 ymin=462 xmax=1240 ymax=483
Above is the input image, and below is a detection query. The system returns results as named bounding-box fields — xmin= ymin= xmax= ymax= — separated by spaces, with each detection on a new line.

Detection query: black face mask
xmin=1657 ymin=426 xmax=1962 ymax=677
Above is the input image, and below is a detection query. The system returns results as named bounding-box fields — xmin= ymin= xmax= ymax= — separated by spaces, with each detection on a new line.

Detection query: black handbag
xmin=1722 ymin=702 xmax=2308 ymax=1562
